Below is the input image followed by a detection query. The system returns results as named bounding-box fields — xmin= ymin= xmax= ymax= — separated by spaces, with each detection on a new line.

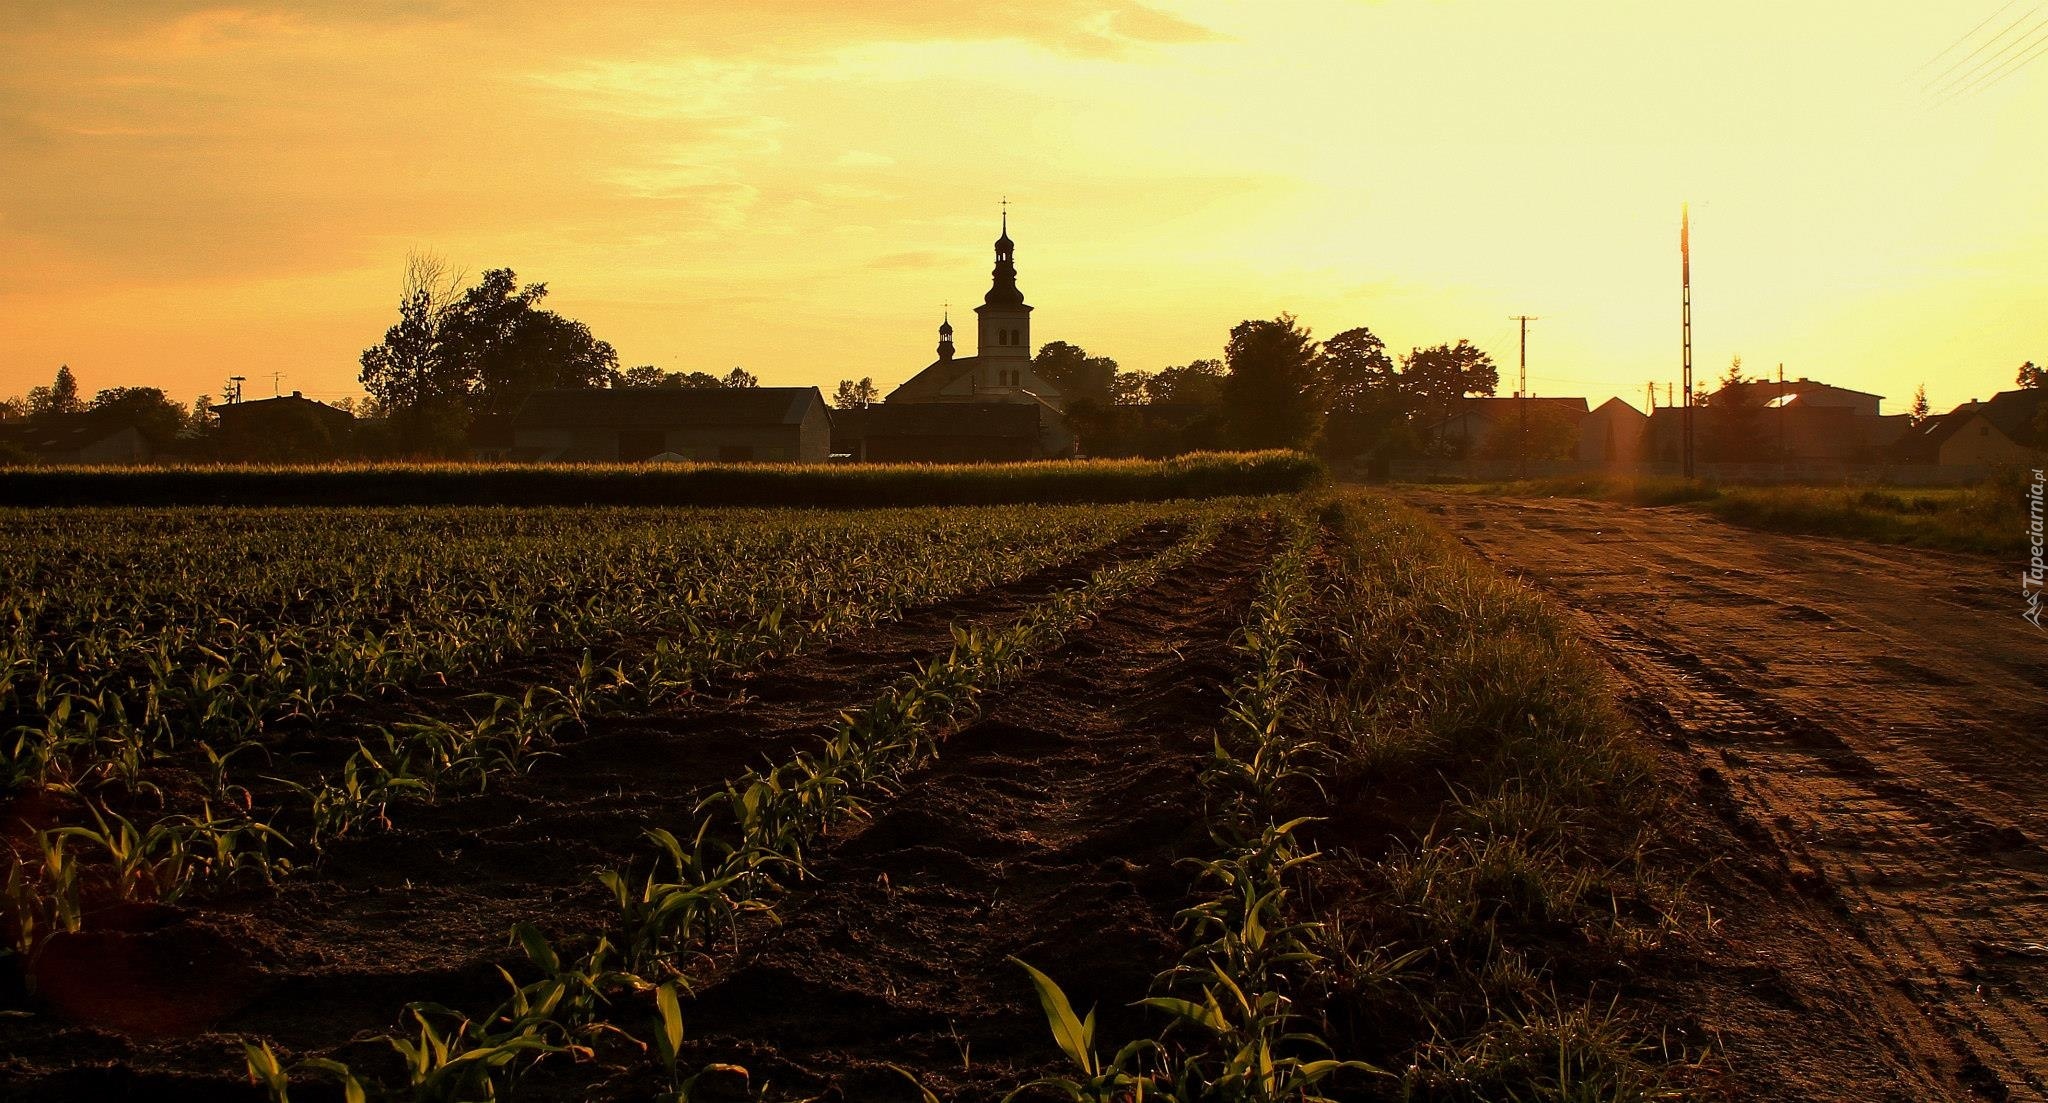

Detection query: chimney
xmin=291 ymin=390 xmax=302 ymax=398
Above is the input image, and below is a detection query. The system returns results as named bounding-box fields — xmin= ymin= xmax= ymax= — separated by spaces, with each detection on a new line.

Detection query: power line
xmin=1912 ymin=0 xmax=2026 ymax=82
xmin=1937 ymin=19 xmax=2048 ymax=103
xmin=1932 ymin=12 xmax=2048 ymax=97
xmin=1926 ymin=5 xmax=2042 ymax=93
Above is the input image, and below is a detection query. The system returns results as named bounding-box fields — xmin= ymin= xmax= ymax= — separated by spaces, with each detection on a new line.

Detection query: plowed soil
xmin=0 ymin=519 xmax=1273 ymax=1101
xmin=1408 ymin=490 xmax=2048 ymax=1102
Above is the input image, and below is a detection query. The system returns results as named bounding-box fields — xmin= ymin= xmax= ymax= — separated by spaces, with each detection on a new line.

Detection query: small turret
xmin=936 ymin=313 xmax=955 ymax=360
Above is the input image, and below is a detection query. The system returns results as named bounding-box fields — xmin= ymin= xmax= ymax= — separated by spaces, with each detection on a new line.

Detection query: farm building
xmin=1646 ymin=376 xmax=1911 ymax=463
xmin=0 ymin=409 xmax=152 ymax=464
xmin=213 ymin=392 xmax=357 ymax=460
xmin=1577 ymin=397 xmax=1650 ymax=464
xmin=879 ymin=216 xmax=1076 ymax=461
xmin=510 ymin=387 xmax=830 ymax=463
xmin=1893 ymin=389 xmax=2047 ymax=466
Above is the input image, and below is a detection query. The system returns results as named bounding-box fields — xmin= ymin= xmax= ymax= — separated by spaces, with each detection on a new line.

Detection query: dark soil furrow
xmin=625 ymin=521 xmax=1282 ymax=1102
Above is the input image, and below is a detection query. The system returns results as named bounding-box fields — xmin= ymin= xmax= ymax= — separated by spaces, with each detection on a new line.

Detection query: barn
xmin=511 ymin=387 xmax=830 ymax=463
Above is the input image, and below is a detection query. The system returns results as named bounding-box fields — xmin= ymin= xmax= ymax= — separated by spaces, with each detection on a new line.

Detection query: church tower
xmin=973 ymin=212 xmax=1032 ymax=363
xmin=936 ymin=313 xmax=955 ymax=360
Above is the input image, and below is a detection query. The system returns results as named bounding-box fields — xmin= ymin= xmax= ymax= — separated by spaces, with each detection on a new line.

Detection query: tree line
xmin=833 ymin=316 xmax=1507 ymax=463
xmin=356 ymin=255 xmax=761 ymax=454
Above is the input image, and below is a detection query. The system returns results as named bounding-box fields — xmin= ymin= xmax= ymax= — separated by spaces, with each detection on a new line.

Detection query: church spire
xmin=972 ymin=203 xmax=1033 ymax=361
xmin=984 ymin=210 xmax=1023 ymax=308
xmin=936 ymin=311 xmax=954 ymax=360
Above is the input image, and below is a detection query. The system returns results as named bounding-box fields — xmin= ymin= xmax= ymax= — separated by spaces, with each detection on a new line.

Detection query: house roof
xmin=216 ymin=393 xmax=355 ymax=421
xmin=1588 ymin=397 xmax=1647 ymax=419
xmin=512 ymin=387 xmax=824 ymax=430
xmin=865 ymin=401 xmax=1039 ymax=439
xmin=889 ymin=356 xmax=982 ymax=402
xmin=1976 ymin=388 xmax=2047 ymax=441
xmin=1891 ymin=408 xmax=1979 ymax=463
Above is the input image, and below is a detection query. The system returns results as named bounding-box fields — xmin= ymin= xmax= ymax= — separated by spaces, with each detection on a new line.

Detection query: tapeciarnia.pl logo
xmin=2027 ymin=468 xmax=2045 ymax=632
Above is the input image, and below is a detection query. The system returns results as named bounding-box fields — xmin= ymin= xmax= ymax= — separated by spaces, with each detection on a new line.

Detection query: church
xmin=851 ymin=216 xmax=1076 ymax=461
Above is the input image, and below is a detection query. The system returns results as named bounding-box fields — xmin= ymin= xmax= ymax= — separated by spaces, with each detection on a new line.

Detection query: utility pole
xmin=1681 ymin=204 xmax=1695 ymax=480
xmin=1647 ymin=381 xmax=1657 ymax=410
xmin=1510 ymin=315 xmax=1539 ymax=480
xmin=270 ymin=371 xmax=284 ymax=398
xmin=1777 ymin=362 xmax=1786 ymax=460
xmin=1667 ymin=382 xmax=1674 ymax=408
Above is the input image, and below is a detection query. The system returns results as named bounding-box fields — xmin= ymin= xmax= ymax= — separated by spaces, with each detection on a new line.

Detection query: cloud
xmin=867 ymin=250 xmax=950 ymax=270
xmin=834 ymin=150 xmax=895 ymax=168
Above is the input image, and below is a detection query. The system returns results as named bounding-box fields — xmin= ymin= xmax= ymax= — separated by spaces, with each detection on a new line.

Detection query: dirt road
xmin=1408 ymin=491 xmax=2048 ymax=1101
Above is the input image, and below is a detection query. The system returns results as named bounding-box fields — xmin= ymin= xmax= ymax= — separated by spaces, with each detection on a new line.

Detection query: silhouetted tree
xmin=722 ymin=367 xmax=758 ymax=389
xmin=1223 ymin=316 xmax=1323 ymax=450
xmin=442 ymin=269 xmax=619 ymax=419
xmin=1910 ymin=384 xmax=1931 ymax=426
xmin=832 ymin=377 xmax=879 ymax=408
xmin=360 ymin=254 xmax=469 ymax=453
xmin=1701 ymin=356 xmax=1769 ymax=460
xmin=26 ymin=365 xmax=83 ymax=416
xmin=1399 ymin=341 xmax=1499 ymax=428
xmin=1475 ymin=402 xmax=1580 ymax=462
xmin=1144 ymin=359 xmax=1225 ymax=405
xmin=2019 ymin=361 xmax=2046 ymax=389
xmin=1317 ymin=326 xmax=1411 ymax=463
xmin=1109 ymin=371 xmax=1148 ymax=405
xmin=619 ymin=365 xmax=668 ymax=389
xmin=88 ymin=387 xmax=186 ymax=450
xmin=0 ymin=396 xmax=25 ymax=420
xmin=1033 ymin=341 xmax=1118 ymax=405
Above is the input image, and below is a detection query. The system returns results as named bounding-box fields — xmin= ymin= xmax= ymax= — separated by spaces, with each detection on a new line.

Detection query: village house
xmin=1893 ymin=389 xmax=2047 ymax=466
xmin=510 ymin=387 xmax=830 ymax=463
xmin=1576 ymin=397 xmax=1651 ymax=464
xmin=1646 ymin=376 xmax=1911 ymax=463
xmin=213 ymin=391 xmax=357 ymax=459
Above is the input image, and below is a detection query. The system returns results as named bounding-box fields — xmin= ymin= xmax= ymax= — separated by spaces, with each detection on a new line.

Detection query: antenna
xmin=226 ymin=376 xmax=245 ymax=405
xmin=271 ymin=371 xmax=284 ymax=397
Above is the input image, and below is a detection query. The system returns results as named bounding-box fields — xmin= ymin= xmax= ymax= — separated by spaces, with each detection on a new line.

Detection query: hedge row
xmin=0 ymin=451 xmax=1323 ymax=507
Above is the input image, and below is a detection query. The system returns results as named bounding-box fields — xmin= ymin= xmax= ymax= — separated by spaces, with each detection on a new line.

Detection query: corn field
xmin=0 ymin=489 xmax=1706 ymax=1103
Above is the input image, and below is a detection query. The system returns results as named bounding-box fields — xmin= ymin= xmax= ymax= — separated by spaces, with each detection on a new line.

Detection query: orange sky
xmin=2 ymin=1 xmax=2043 ymax=414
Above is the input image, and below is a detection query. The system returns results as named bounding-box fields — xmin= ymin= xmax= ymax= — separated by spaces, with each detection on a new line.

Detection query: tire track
xmin=1414 ymin=490 xmax=2048 ymax=1101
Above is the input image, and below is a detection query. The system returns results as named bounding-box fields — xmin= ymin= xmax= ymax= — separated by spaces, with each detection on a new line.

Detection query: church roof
xmin=888 ymin=356 xmax=982 ymax=403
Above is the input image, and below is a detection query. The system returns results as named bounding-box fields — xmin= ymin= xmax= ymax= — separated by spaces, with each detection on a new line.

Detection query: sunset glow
xmin=3 ymin=1 xmax=2043 ymax=411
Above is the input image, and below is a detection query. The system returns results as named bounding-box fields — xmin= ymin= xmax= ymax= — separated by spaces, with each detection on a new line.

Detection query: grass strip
xmin=1446 ymin=469 xmax=2034 ymax=557
xmin=1305 ymin=491 xmax=1710 ymax=1100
